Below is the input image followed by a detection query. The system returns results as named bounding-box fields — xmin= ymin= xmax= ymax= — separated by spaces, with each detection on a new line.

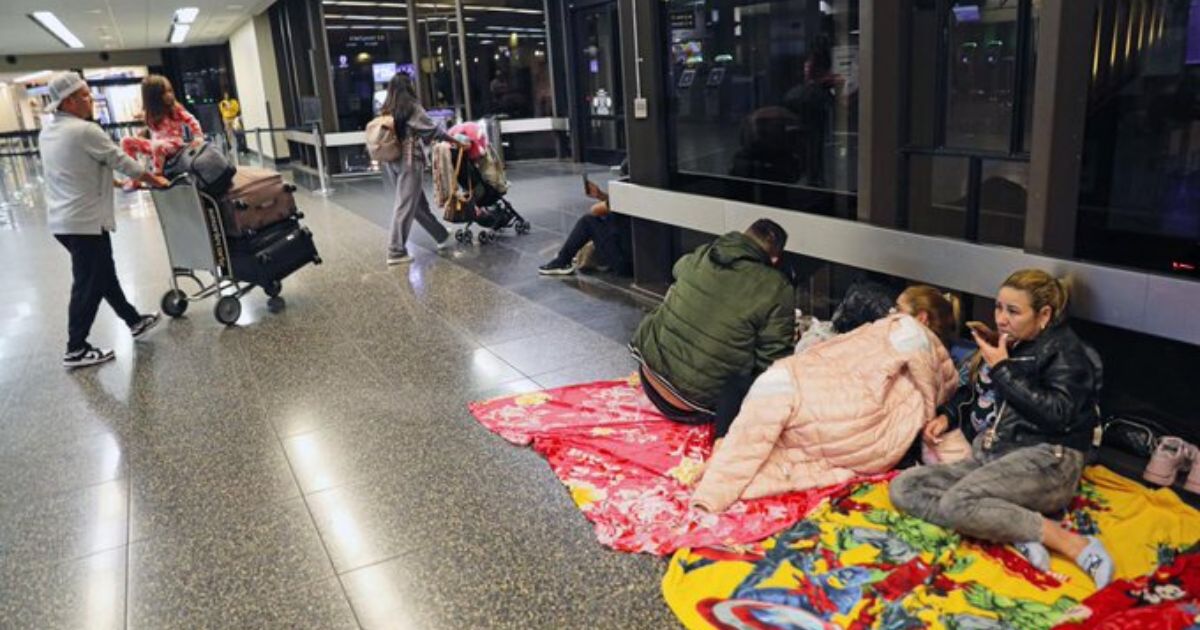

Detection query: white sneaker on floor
xmin=386 ymin=254 xmax=413 ymax=266
xmin=130 ymin=312 xmax=162 ymax=340
xmin=62 ymin=345 xmax=115 ymax=369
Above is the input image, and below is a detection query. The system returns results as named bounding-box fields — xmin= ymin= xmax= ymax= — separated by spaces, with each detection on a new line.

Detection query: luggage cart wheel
xmin=516 ymin=220 xmax=531 ymax=235
xmin=161 ymin=289 xmax=188 ymax=318
xmin=264 ymin=280 xmax=282 ymax=298
xmin=478 ymin=231 xmax=493 ymax=245
xmin=267 ymin=296 xmax=286 ymax=314
xmin=215 ymin=296 xmax=242 ymax=326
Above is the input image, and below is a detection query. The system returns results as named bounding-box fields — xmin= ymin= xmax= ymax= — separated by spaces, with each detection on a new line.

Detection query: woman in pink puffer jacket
xmin=691 ymin=286 xmax=960 ymax=513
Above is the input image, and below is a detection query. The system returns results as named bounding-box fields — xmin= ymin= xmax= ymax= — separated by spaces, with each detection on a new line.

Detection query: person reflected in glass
xmin=783 ymin=48 xmax=839 ymax=188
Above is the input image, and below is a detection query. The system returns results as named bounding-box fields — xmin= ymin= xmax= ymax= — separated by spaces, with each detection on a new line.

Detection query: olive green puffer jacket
xmin=631 ymin=231 xmax=796 ymax=410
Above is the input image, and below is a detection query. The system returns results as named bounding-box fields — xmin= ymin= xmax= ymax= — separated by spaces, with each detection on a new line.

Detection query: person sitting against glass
xmin=538 ymin=161 xmax=631 ymax=276
xmin=888 ymin=269 xmax=1114 ymax=588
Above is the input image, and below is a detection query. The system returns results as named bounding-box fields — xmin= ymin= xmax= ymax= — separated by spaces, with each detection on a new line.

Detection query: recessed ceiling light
xmin=169 ymin=23 xmax=191 ymax=44
xmin=174 ymin=7 xmax=200 ymax=24
xmin=28 ymin=12 xmax=85 ymax=49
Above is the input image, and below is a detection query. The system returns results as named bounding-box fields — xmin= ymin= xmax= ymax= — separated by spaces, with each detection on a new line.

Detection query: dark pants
xmin=553 ymin=213 xmax=630 ymax=274
xmin=55 ymin=233 xmax=141 ymax=353
xmin=713 ymin=372 xmax=756 ymax=439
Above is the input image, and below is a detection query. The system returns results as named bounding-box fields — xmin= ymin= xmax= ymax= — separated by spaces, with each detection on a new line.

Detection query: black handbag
xmin=1101 ymin=415 xmax=1173 ymax=458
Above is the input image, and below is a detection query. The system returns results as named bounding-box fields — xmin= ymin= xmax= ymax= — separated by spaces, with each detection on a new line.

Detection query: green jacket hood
xmin=708 ymin=232 xmax=772 ymax=268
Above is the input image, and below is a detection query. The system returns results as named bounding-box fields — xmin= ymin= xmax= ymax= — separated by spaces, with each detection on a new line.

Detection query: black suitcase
xmin=229 ymin=220 xmax=321 ymax=290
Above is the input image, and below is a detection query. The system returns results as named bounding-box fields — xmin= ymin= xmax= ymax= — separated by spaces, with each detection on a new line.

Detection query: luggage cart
xmin=150 ymin=175 xmax=286 ymax=326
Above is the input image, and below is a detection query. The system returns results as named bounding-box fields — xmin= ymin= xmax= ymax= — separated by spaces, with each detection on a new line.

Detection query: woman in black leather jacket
xmin=890 ymin=269 xmax=1115 ymax=588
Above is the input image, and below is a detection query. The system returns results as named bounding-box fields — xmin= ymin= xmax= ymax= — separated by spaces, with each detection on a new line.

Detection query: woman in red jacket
xmin=121 ymin=75 xmax=203 ymax=178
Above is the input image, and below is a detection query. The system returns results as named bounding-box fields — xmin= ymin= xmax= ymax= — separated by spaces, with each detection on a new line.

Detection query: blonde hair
xmin=899 ymin=285 xmax=961 ymax=346
xmin=1002 ymin=268 xmax=1070 ymax=325
xmin=967 ymin=269 xmax=1071 ymax=383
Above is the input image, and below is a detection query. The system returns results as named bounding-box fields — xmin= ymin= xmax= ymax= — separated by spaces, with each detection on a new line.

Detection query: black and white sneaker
xmin=538 ymin=260 xmax=576 ymax=276
xmin=62 ymin=345 xmax=116 ymax=369
xmin=130 ymin=312 xmax=162 ymax=340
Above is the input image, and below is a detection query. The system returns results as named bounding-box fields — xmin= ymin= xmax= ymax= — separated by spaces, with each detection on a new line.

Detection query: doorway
xmin=571 ymin=0 xmax=624 ymax=165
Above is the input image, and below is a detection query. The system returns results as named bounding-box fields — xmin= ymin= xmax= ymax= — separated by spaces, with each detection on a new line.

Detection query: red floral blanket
xmin=469 ymin=377 xmax=891 ymax=555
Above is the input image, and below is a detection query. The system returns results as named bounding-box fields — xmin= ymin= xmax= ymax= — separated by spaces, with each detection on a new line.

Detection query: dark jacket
xmin=630 ymin=232 xmax=795 ymax=411
xmin=944 ymin=323 xmax=1103 ymax=454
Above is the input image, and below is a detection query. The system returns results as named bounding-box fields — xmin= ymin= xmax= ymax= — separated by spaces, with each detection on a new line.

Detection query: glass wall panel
xmin=324 ymin=3 xmax=414 ymax=132
xmin=906 ymin=155 xmax=1027 ymax=245
xmin=944 ymin=0 xmax=1024 ymax=151
xmin=665 ymin=0 xmax=859 ymax=212
xmin=461 ymin=0 xmax=552 ymax=119
xmin=1077 ymin=0 xmax=1200 ymax=279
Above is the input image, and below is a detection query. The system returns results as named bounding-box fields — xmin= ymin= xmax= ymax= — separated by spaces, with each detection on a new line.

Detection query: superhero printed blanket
xmin=662 ymin=466 xmax=1200 ymax=630
xmin=468 ymin=376 xmax=892 ymax=555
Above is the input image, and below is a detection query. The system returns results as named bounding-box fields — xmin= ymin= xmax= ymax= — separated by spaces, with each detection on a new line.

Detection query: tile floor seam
xmin=264 ymin=355 xmax=366 ymax=630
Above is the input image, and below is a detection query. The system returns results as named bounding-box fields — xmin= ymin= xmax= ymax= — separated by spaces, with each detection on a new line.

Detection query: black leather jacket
xmin=945 ymin=323 xmax=1103 ymax=454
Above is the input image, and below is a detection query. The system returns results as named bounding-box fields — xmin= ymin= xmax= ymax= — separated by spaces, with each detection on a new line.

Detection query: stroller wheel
xmin=515 ymin=219 xmax=531 ymax=235
xmin=478 ymin=231 xmax=493 ymax=245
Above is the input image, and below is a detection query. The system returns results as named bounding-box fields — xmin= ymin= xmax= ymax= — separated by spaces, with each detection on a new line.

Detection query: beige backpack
xmin=365 ymin=115 xmax=402 ymax=162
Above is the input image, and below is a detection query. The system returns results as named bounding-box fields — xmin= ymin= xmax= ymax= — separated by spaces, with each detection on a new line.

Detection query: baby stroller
xmin=433 ymin=131 xmax=530 ymax=245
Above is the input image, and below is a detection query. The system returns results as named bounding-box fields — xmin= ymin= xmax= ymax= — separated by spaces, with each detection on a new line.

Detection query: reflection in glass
xmin=1077 ymin=0 xmax=1200 ymax=278
xmin=666 ymin=0 xmax=859 ymax=215
xmin=944 ymin=0 xmax=1023 ymax=151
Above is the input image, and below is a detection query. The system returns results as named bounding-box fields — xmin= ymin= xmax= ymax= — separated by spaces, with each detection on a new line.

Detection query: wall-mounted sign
xmin=670 ymin=10 xmax=696 ymax=30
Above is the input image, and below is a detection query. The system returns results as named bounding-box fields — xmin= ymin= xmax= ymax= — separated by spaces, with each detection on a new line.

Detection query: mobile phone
xmin=966 ymin=321 xmax=999 ymax=345
xmin=582 ymin=174 xmax=591 ymax=196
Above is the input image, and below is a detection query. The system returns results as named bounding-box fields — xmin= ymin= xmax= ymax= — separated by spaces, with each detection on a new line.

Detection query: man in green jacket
xmin=630 ymin=219 xmax=795 ymax=428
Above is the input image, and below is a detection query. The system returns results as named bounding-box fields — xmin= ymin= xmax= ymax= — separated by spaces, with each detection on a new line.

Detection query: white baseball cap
xmin=45 ymin=71 xmax=87 ymax=112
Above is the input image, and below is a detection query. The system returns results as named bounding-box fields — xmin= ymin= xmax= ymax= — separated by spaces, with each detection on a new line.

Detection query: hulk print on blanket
xmin=663 ymin=467 xmax=1200 ymax=630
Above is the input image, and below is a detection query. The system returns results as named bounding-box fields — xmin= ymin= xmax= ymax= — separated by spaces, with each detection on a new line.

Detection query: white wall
xmin=0 ymin=84 xmax=22 ymax=133
xmin=229 ymin=12 xmax=290 ymax=160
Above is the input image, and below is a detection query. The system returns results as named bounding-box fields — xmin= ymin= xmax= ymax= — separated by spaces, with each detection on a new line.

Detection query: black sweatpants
xmin=55 ymin=233 xmax=141 ymax=353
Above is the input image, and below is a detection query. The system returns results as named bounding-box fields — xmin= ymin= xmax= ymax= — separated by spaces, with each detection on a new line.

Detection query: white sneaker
xmin=130 ymin=312 xmax=162 ymax=340
xmin=386 ymin=255 xmax=413 ymax=266
xmin=63 ymin=345 xmax=116 ymax=369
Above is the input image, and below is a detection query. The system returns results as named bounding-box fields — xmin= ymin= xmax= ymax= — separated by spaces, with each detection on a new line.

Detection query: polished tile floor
xmin=0 ymin=160 xmax=675 ymax=629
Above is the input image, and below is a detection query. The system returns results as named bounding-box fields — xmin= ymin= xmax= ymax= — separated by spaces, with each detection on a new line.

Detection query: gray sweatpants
xmin=383 ymin=160 xmax=449 ymax=258
xmin=889 ymin=437 xmax=1085 ymax=543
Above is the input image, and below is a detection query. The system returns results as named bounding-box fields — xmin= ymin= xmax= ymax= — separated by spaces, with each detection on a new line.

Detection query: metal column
xmin=454 ymin=1 xmax=473 ymax=120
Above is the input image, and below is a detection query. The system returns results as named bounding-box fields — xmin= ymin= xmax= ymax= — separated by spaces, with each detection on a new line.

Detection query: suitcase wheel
xmin=264 ymin=280 xmax=282 ymax=298
xmin=267 ymin=296 xmax=286 ymax=314
xmin=284 ymin=184 xmax=297 ymax=193
xmin=313 ymin=255 xmax=323 ymax=265
xmin=215 ymin=296 xmax=241 ymax=326
xmin=294 ymin=211 xmax=305 ymax=220
xmin=235 ymin=200 xmax=248 ymax=210
xmin=161 ymin=289 xmax=188 ymax=318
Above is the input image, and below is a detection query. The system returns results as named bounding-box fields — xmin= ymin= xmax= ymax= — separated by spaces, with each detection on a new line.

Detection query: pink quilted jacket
xmin=691 ymin=314 xmax=958 ymax=513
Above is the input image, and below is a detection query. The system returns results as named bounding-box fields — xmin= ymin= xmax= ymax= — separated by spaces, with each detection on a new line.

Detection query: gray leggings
xmin=889 ymin=440 xmax=1085 ymax=543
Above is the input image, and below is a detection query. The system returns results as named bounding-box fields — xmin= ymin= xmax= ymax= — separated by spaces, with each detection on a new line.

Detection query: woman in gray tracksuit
xmin=889 ymin=269 xmax=1116 ymax=588
xmin=379 ymin=73 xmax=455 ymax=265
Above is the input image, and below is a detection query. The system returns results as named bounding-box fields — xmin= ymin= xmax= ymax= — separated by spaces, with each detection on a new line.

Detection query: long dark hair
xmin=381 ymin=73 xmax=419 ymax=137
xmin=141 ymin=75 xmax=175 ymax=128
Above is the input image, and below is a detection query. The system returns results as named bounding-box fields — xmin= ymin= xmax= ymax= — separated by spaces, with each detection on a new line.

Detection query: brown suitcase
xmin=218 ymin=166 xmax=299 ymax=238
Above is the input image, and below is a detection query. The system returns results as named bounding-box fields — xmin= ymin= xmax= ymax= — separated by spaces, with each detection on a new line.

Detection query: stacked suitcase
xmin=216 ymin=166 xmax=321 ymax=295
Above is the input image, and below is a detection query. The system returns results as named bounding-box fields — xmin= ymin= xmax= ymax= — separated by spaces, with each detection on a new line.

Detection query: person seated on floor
xmin=629 ymin=219 xmax=795 ymax=426
xmin=539 ymin=163 xmax=632 ymax=276
xmin=688 ymin=286 xmax=960 ymax=512
xmin=888 ymin=269 xmax=1115 ymax=589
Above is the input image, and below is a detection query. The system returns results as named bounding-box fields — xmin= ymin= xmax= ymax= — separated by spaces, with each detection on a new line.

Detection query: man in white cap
xmin=39 ymin=71 xmax=169 ymax=369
